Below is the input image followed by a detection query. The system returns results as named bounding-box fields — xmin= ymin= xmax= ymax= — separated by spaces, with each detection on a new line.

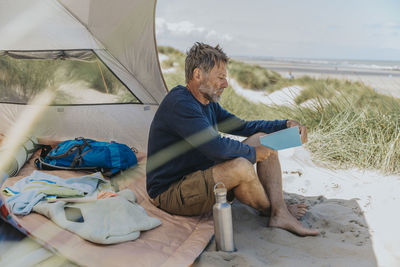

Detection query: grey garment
xmin=33 ymin=189 xmax=161 ymax=244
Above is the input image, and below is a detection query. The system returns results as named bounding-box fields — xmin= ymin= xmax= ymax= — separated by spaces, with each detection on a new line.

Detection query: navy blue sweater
xmin=146 ymin=85 xmax=287 ymax=198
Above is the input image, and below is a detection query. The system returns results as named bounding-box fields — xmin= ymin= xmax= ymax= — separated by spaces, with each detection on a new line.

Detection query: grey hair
xmin=185 ymin=42 xmax=229 ymax=83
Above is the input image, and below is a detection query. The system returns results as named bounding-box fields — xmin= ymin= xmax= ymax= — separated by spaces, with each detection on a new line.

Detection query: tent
xmin=0 ymin=1 xmax=214 ymax=266
xmin=0 ymin=0 xmax=168 ymax=152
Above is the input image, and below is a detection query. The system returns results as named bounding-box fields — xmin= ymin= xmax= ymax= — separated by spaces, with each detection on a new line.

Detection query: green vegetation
xmin=289 ymin=76 xmax=371 ymax=105
xmin=158 ymin=46 xmax=400 ymax=174
xmin=158 ymin=46 xmax=185 ymax=70
xmin=228 ymin=60 xmax=281 ymax=91
xmin=65 ymin=60 xmax=120 ymax=95
xmin=162 ymin=71 xmax=186 ymax=90
xmin=0 ymin=56 xmax=57 ymax=102
xmin=306 ymin=97 xmax=400 ymax=173
xmin=220 ymin=86 xmax=400 ymax=174
xmin=0 ymin=54 xmax=138 ymax=104
xmin=158 ymin=46 xmax=186 ymax=88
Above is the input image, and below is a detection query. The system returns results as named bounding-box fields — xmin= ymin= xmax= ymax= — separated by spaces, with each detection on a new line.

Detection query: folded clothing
xmin=33 ymin=189 xmax=162 ymax=244
xmin=3 ymin=171 xmax=110 ymax=215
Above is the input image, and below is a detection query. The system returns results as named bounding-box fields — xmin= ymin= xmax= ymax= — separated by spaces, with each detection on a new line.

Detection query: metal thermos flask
xmin=213 ymin=182 xmax=235 ymax=252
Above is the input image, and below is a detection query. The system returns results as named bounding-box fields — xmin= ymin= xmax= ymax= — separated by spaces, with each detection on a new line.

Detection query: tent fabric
xmin=0 ymin=50 xmax=96 ymax=61
xmin=60 ymin=0 xmax=167 ymax=104
xmin=0 ymin=0 xmax=168 ymax=105
xmin=0 ymin=104 xmax=158 ymax=152
xmin=0 ymin=152 xmax=214 ymax=267
xmin=0 ymin=0 xmax=100 ymax=51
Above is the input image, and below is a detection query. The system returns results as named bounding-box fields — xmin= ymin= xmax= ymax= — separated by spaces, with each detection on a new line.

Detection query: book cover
xmin=260 ymin=126 xmax=302 ymax=150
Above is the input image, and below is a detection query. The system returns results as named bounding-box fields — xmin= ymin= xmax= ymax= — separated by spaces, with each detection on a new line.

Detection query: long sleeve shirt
xmin=146 ymin=85 xmax=287 ymax=198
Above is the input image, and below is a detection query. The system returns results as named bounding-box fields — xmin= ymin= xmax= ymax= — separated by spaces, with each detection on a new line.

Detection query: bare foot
xmin=287 ymin=203 xmax=308 ymax=219
xmin=260 ymin=203 xmax=308 ymax=219
xmin=269 ymin=209 xmax=319 ymax=236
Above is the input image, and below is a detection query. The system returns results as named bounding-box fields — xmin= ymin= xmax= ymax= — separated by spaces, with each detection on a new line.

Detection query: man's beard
xmin=199 ymin=82 xmax=221 ymax=103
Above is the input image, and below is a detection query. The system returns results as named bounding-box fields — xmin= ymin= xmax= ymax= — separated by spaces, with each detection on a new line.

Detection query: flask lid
xmin=214 ymin=182 xmax=227 ymax=203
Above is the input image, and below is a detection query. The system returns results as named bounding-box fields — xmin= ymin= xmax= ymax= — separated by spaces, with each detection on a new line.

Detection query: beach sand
xmin=193 ymin=146 xmax=400 ymax=267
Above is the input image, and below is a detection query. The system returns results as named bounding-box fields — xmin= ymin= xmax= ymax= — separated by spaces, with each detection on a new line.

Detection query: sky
xmin=155 ymin=0 xmax=400 ymax=61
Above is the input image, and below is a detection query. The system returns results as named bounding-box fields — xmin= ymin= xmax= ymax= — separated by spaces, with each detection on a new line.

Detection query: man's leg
xmin=242 ymin=133 xmax=318 ymax=236
xmin=213 ymin=157 xmax=270 ymax=213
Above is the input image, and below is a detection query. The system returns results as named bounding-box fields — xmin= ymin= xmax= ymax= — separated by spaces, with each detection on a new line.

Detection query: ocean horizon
xmin=234 ymin=56 xmax=400 ymax=72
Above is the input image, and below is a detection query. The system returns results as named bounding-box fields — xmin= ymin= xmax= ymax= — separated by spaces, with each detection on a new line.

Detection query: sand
xmin=194 ymin=146 xmax=400 ymax=267
xmin=229 ymin=78 xmax=302 ymax=106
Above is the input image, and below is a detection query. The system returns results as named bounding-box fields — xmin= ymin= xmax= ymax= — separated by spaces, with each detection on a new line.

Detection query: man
xmin=146 ymin=43 xmax=318 ymax=236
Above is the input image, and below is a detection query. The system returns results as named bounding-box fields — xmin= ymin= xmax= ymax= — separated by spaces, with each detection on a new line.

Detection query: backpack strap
xmin=46 ymin=144 xmax=81 ymax=160
xmin=70 ymin=147 xmax=92 ymax=168
xmin=34 ymin=156 xmax=103 ymax=172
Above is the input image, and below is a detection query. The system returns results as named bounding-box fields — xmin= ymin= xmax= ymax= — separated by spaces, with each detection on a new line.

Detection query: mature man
xmin=146 ymin=43 xmax=318 ymax=236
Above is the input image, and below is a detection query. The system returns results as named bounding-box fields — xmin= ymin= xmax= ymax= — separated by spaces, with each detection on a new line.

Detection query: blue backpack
xmin=35 ymin=138 xmax=138 ymax=176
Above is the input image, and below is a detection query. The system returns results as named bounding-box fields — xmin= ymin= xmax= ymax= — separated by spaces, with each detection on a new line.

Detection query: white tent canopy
xmin=0 ymin=0 xmax=167 ymax=151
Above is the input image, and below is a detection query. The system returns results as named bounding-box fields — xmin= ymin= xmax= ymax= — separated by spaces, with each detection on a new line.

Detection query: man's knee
xmin=230 ymin=157 xmax=257 ymax=183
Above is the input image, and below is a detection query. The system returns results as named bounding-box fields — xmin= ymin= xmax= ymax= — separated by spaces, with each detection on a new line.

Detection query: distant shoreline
xmin=247 ymin=66 xmax=400 ymax=77
xmin=236 ymin=58 xmax=400 ymax=76
xmin=236 ymin=57 xmax=400 ymax=98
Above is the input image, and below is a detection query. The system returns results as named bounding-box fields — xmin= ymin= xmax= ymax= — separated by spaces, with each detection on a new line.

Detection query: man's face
xmin=198 ymin=62 xmax=228 ymax=102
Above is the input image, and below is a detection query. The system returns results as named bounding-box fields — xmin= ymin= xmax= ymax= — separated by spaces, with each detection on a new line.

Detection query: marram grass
xmin=305 ymin=96 xmax=400 ymax=174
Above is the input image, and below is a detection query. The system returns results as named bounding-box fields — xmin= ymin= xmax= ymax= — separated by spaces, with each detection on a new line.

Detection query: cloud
xmin=156 ymin=17 xmax=233 ymax=43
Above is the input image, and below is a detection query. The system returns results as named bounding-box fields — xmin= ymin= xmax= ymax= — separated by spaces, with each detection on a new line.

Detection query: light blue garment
xmin=5 ymin=171 xmax=108 ymax=215
xmin=7 ymin=191 xmax=46 ymax=215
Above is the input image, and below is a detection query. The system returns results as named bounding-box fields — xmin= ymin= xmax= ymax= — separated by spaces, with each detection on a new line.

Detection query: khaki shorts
xmin=152 ymin=168 xmax=216 ymax=216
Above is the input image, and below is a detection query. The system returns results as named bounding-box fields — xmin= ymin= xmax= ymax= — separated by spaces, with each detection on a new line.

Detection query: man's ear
xmin=193 ymin=68 xmax=202 ymax=81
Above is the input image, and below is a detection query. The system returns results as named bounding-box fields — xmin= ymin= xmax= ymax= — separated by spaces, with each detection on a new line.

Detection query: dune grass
xmin=158 ymin=46 xmax=400 ymax=174
xmin=221 ymin=86 xmax=400 ymax=174
xmin=158 ymin=46 xmax=186 ymax=89
xmin=64 ymin=60 xmax=120 ymax=94
xmin=0 ymin=54 xmax=138 ymax=104
xmin=158 ymin=46 xmax=186 ymax=70
xmin=0 ymin=56 xmax=57 ymax=102
xmin=228 ymin=60 xmax=282 ymax=91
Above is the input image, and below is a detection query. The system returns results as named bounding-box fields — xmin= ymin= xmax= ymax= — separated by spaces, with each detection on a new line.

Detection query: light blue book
xmin=260 ymin=126 xmax=302 ymax=150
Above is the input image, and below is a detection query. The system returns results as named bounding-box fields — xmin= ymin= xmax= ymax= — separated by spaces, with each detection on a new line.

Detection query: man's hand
xmin=286 ymin=120 xmax=308 ymax=144
xmin=255 ymin=145 xmax=275 ymax=162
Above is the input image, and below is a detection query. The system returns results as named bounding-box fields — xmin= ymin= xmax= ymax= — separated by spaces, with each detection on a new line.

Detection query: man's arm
xmin=215 ymin=104 xmax=287 ymax=136
xmin=172 ymin=101 xmax=257 ymax=164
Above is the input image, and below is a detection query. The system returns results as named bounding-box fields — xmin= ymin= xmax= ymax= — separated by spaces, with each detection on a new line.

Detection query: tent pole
xmin=96 ymin=60 xmax=109 ymax=94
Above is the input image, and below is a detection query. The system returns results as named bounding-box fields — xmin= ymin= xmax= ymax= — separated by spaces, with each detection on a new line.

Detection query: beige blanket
xmin=1 ymin=151 xmax=213 ymax=267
